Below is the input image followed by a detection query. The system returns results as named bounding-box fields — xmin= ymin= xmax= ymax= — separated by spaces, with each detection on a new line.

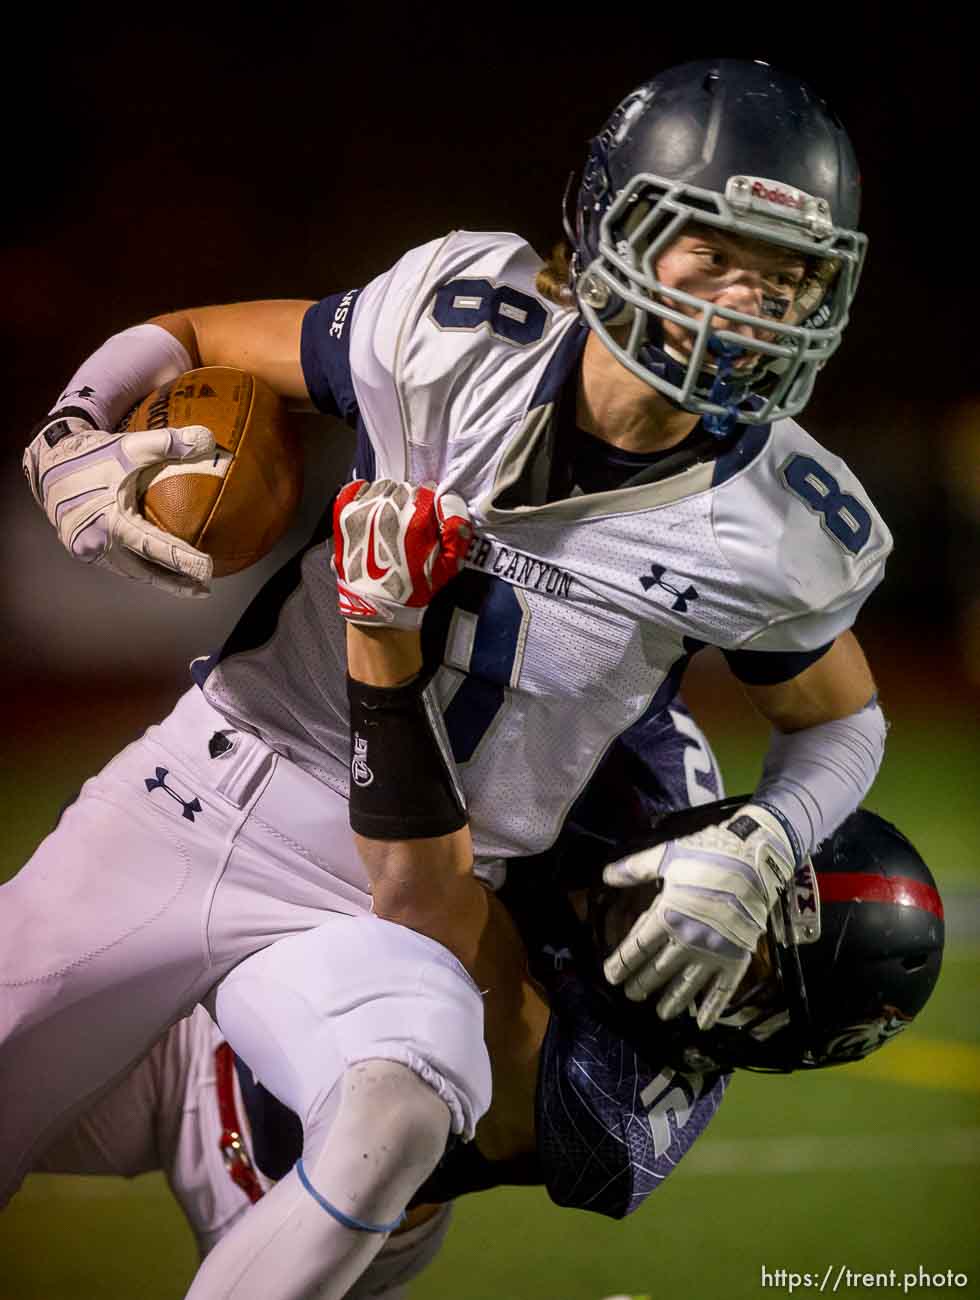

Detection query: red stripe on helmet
xmin=816 ymin=872 xmax=944 ymax=920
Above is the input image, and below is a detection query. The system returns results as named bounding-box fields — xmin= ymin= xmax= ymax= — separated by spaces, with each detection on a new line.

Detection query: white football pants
xmin=34 ymin=1007 xmax=453 ymax=1298
xmin=1 ymin=684 xmax=490 ymax=1207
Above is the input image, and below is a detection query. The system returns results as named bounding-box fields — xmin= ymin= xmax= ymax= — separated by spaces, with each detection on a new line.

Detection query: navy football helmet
xmin=585 ymin=800 xmax=944 ymax=1073
xmin=566 ymin=59 xmax=867 ymax=432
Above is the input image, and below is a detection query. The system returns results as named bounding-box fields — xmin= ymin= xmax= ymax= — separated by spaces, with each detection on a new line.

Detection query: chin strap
xmin=635 ymin=332 xmax=753 ymax=439
xmin=702 ymin=338 xmax=750 ymax=437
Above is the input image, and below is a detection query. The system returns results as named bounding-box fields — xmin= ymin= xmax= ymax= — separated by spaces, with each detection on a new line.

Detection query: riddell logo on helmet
xmin=752 ymin=181 xmax=803 ymax=209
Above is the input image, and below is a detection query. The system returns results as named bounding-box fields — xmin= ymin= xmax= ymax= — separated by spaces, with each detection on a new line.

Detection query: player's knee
xmin=368 ymin=1063 xmax=452 ymax=1175
xmin=217 ymin=916 xmax=491 ymax=1157
xmin=316 ymin=1060 xmax=451 ymax=1178
xmin=342 ymin=919 xmax=492 ymax=1139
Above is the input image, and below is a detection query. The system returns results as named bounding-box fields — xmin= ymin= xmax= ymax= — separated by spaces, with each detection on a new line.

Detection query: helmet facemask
xmin=573 ymin=173 xmax=867 ymax=432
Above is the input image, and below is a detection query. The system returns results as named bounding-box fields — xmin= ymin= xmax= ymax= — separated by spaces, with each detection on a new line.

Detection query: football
xmin=119 ymin=366 xmax=303 ymax=576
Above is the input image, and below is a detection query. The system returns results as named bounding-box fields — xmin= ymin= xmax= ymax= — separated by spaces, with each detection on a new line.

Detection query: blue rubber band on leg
xmin=295 ymin=1158 xmax=406 ymax=1234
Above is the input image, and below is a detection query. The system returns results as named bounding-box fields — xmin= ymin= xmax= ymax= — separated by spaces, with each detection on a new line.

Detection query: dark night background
xmin=2 ymin=9 xmax=977 ymax=712
xmin=1 ymin=15 xmax=978 ymax=1296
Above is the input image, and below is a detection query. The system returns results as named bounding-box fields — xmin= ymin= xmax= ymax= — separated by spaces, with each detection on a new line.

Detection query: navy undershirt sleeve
xmin=300 ymin=291 xmax=362 ymax=425
xmin=723 ymin=640 xmax=833 ymax=685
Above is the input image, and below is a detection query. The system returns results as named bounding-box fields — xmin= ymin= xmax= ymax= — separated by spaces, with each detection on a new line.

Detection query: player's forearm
xmin=345 ymin=626 xmax=423 ymax=687
xmin=356 ymin=809 xmax=488 ymax=979
xmin=364 ymin=838 xmax=490 ymax=975
xmin=345 ymin=625 xmax=486 ymax=973
xmin=751 ymin=697 xmax=887 ymax=865
xmin=36 ymin=301 xmax=314 ymax=434
xmin=742 ymin=632 xmax=886 ymax=863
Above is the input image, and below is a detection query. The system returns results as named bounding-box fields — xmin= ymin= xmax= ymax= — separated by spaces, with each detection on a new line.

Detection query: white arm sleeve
xmin=752 ymin=697 xmax=887 ymax=864
xmin=51 ymin=322 xmax=193 ymax=430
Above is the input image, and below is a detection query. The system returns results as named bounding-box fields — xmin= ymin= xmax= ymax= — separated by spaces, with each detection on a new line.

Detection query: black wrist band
xmin=347 ymin=674 xmax=467 ymax=840
xmin=30 ymin=407 xmax=99 ymax=447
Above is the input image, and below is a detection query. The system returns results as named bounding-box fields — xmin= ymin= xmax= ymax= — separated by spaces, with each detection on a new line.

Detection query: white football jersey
xmin=202 ymin=231 xmax=891 ymax=861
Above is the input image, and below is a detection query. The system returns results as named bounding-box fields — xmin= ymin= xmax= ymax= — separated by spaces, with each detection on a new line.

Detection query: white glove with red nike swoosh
xmin=332 ymin=479 xmax=472 ymax=628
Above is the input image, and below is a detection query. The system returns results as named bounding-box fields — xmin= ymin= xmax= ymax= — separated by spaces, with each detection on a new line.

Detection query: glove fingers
xmin=602 ymin=842 xmax=669 ymax=889
xmin=618 ymin=935 xmax=696 ymax=1003
xmin=622 ymin=934 xmax=690 ymax=1002
xmin=696 ymin=956 xmax=752 ymax=1030
xmin=660 ymin=887 xmax=767 ymax=951
xmin=431 ymin=494 xmax=473 ymax=582
xmin=172 ymin=424 xmax=215 ymax=460
xmin=434 ymin=489 xmax=471 ymax=553
xmin=655 ymin=963 xmax=714 ymax=1020
xmin=435 ymin=489 xmax=468 ymax=519
xmin=122 ymin=424 xmax=215 ymax=467
xmin=358 ymin=478 xmax=401 ymax=504
xmin=603 ymin=907 xmax=670 ymax=986
xmin=603 ymin=861 xmax=649 ymax=889
xmin=102 ymin=541 xmax=211 ymax=597
xmin=335 ymin=479 xmax=370 ymax=511
xmin=114 ymin=508 xmax=213 ymax=586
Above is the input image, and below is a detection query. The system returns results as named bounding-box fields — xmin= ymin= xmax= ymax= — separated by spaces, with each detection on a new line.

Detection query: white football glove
xmin=23 ymin=412 xmax=216 ymax=597
xmin=602 ymin=804 xmax=795 ymax=1029
xmin=332 ymin=479 xmax=472 ymax=629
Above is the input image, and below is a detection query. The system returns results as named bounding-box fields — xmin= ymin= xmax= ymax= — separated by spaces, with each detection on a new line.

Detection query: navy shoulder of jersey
xmin=300 ymin=231 xmax=577 ymax=485
xmin=301 ymin=290 xmax=362 ymax=425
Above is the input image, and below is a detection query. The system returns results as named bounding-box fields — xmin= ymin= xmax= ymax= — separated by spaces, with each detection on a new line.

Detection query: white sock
xmin=345 ymin=1205 xmax=452 ymax=1300
xmin=183 ymin=1061 xmax=451 ymax=1300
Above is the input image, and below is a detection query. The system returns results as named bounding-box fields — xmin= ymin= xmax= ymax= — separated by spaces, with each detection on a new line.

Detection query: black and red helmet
xmin=584 ymin=800 xmax=944 ymax=1073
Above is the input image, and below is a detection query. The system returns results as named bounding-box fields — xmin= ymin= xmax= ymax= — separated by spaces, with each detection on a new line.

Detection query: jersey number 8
xmin=781 ymin=454 xmax=872 ymax=555
xmin=431 ymin=278 xmax=547 ymax=347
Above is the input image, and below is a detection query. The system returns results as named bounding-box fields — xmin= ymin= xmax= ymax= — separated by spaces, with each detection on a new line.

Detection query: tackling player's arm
xmin=345 ymin=623 xmax=490 ymax=977
xmin=345 ymin=615 xmax=551 ymax=1160
xmin=604 ymin=629 xmax=887 ymax=1028
xmin=335 ymin=480 xmax=497 ymax=979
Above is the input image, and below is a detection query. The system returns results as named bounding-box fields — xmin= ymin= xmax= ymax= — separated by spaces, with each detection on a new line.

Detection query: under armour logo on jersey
xmin=144 ymin=767 xmax=203 ymax=821
xmin=639 ymin=563 xmax=700 ymax=612
xmin=542 ymin=944 xmax=573 ymax=971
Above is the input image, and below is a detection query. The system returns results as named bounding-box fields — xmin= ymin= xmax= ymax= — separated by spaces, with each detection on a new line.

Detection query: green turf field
xmin=2 ymin=711 xmax=977 ymax=1299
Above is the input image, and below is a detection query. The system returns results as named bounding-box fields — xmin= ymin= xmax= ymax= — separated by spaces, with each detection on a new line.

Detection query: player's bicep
xmin=741 ymin=630 xmax=877 ymax=732
xmin=149 ymin=300 xmax=316 ymax=409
